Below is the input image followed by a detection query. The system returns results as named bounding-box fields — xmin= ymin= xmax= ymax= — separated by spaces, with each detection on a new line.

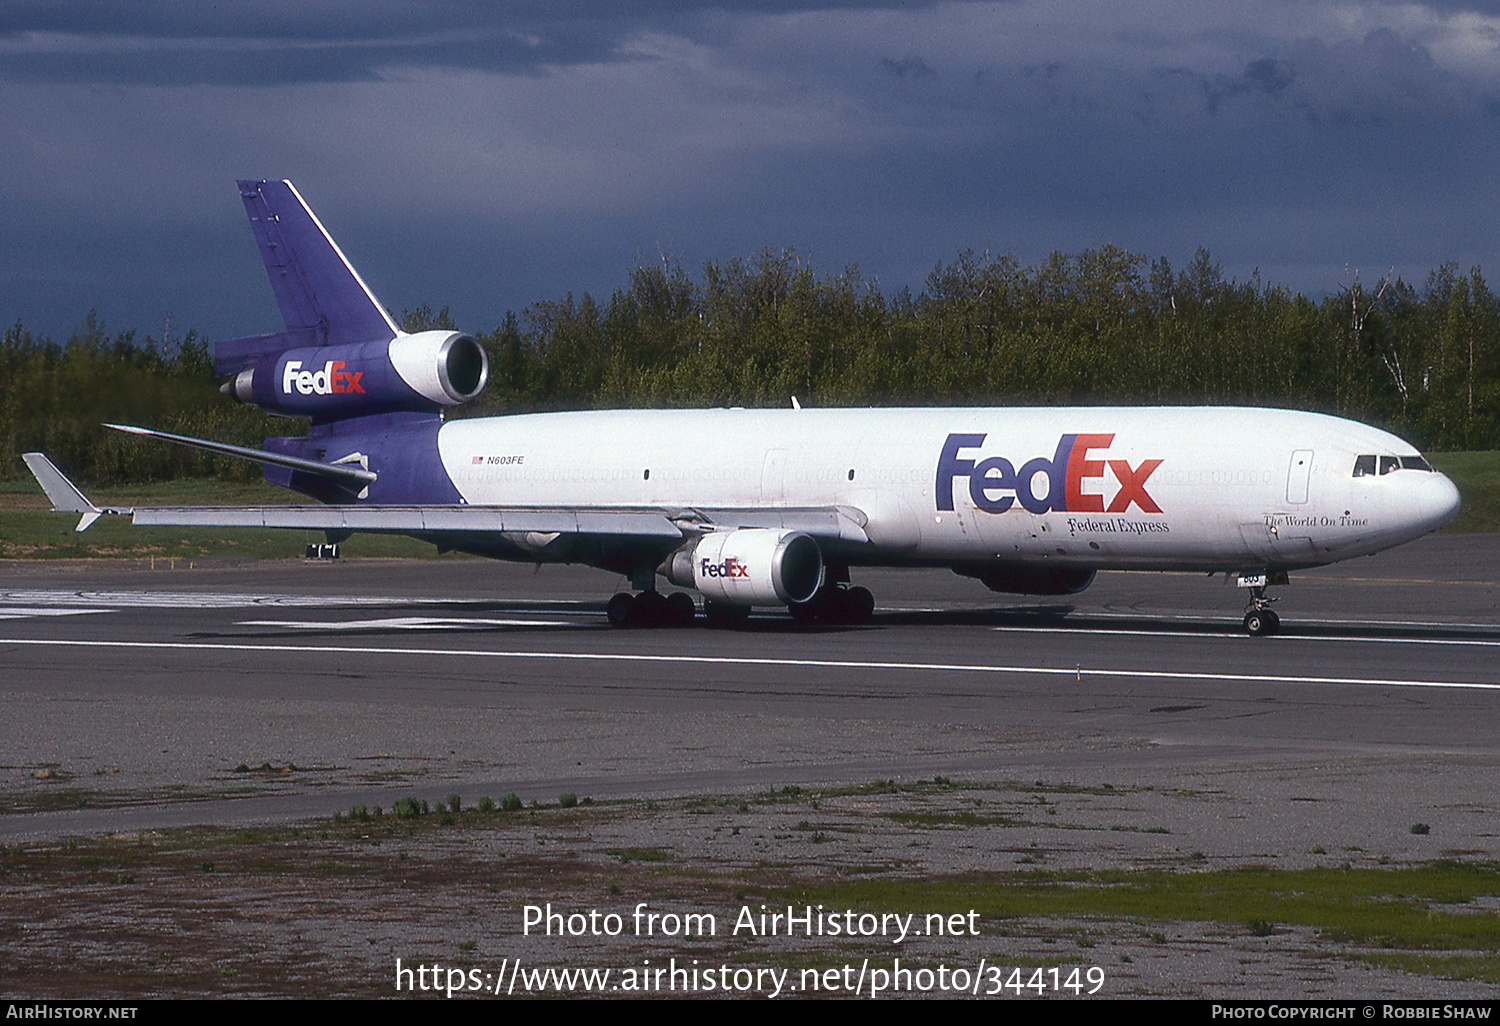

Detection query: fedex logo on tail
xmin=282 ymin=360 xmax=365 ymax=397
xmin=936 ymin=433 xmax=1162 ymax=515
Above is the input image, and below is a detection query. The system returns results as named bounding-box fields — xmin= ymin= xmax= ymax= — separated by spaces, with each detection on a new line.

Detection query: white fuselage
xmin=434 ymin=406 xmax=1460 ymax=573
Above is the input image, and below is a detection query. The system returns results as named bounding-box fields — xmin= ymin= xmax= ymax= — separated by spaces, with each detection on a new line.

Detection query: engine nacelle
xmin=958 ymin=565 xmax=1097 ymax=596
xmin=225 ymin=331 xmax=488 ymax=418
xmin=664 ymin=529 xmax=824 ymax=607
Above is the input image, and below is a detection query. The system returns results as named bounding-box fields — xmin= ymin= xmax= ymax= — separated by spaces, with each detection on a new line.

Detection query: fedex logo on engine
xmin=700 ymin=556 xmax=750 ymax=579
xmin=282 ymin=360 xmax=365 ymax=397
xmin=936 ymin=433 xmax=1162 ymax=515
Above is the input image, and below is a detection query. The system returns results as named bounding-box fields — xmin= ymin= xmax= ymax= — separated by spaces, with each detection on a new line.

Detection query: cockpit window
xmin=1354 ymin=453 xmax=1435 ymax=476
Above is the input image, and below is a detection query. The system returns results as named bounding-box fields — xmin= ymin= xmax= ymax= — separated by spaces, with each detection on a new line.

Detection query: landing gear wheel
xmin=1243 ymin=608 xmax=1280 ymax=637
xmin=843 ymin=586 xmax=875 ymax=625
xmin=704 ymin=599 xmax=750 ymax=630
xmin=789 ymin=588 xmax=836 ymax=626
xmin=665 ymin=591 xmax=697 ymax=627
xmin=788 ymin=598 xmax=820 ymax=625
xmin=789 ymin=584 xmax=875 ymax=626
xmin=1238 ymin=574 xmax=1285 ymax=638
xmin=633 ymin=590 xmax=669 ymax=627
xmin=606 ymin=592 xmax=636 ymax=628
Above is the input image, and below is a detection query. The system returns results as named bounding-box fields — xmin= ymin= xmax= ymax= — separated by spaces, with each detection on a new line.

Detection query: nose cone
xmin=1420 ymin=472 xmax=1461 ymax=531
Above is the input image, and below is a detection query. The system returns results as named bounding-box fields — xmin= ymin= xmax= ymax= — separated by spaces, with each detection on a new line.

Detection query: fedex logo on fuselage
xmin=936 ymin=433 xmax=1162 ymax=515
xmin=282 ymin=360 xmax=365 ymax=397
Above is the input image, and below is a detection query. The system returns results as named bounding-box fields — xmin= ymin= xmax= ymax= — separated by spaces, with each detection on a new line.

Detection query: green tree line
xmin=7 ymin=246 xmax=1499 ymax=484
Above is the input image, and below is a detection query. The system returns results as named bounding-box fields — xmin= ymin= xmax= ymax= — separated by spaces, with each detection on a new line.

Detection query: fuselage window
xmin=1400 ymin=456 xmax=1434 ymax=472
xmin=1352 ymin=455 xmax=1376 ymax=477
xmin=1379 ymin=456 xmax=1400 ymax=475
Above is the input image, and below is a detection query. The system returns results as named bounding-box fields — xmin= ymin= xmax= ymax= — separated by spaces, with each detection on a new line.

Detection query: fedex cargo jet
xmin=23 ymin=180 xmax=1461 ymax=636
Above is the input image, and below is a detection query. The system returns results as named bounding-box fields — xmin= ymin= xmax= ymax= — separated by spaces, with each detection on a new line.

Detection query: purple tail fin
xmin=214 ymin=180 xmax=400 ymax=376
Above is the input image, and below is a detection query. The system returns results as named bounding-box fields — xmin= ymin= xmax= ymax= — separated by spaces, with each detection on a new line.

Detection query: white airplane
xmin=24 ymin=180 xmax=1461 ymax=636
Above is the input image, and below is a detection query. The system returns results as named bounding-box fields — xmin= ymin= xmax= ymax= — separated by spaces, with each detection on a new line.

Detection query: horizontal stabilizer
xmin=104 ymin=424 xmax=377 ymax=490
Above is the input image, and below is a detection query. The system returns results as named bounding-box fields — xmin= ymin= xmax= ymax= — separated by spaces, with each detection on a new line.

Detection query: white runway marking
xmin=991 ymin=625 xmax=1500 ymax=648
xmin=886 ymin=606 xmax=1500 ymax=633
xmin=993 ymin=625 xmax=1241 ymax=639
xmin=2 ymin=637 xmax=1498 ymax=693
xmin=0 ymin=608 xmax=110 ymax=620
xmin=7 ymin=592 xmax=1493 ymax=631
xmin=1089 ymin=611 xmax=1500 ymax=632
xmin=0 ymin=590 xmax=416 ymax=609
xmin=0 ymin=590 xmax=598 ymax=615
xmin=239 ymin=617 xmax=575 ymax=630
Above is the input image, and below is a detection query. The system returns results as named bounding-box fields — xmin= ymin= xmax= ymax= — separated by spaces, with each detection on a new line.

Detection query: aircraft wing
xmin=134 ymin=504 xmax=868 ymax=542
xmin=22 ymin=453 xmax=870 ymax=543
xmin=128 ymin=505 xmax=686 ymax=536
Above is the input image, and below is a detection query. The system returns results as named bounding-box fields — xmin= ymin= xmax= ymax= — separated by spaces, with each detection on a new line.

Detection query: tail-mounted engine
xmin=223 ymin=330 xmax=488 ymax=419
xmin=664 ymin=529 xmax=824 ymax=607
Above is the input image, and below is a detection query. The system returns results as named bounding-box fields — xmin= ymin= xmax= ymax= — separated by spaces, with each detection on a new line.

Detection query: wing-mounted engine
xmin=957 ymin=564 xmax=1097 ymax=596
xmin=664 ymin=529 xmax=824 ymax=607
xmin=223 ymin=330 xmax=488 ymax=419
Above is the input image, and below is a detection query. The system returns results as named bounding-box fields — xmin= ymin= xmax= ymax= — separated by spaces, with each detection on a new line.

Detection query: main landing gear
xmin=604 ymin=582 xmax=878 ymax=629
xmin=1238 ymin=571 xmax=1288 ymax=637
xmin=606 ymin=589 xmax=696 ymax=629
xmin=789 ymin=584 xmax=876 ymax=626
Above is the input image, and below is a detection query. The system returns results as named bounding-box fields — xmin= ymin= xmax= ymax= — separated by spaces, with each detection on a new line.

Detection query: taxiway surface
xmin=2 ymin=536 xmax=1499 ymax=848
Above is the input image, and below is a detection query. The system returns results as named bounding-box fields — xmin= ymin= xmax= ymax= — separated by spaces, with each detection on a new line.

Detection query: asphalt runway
xmin=3 ymin=534 xmax=1500 ymax=850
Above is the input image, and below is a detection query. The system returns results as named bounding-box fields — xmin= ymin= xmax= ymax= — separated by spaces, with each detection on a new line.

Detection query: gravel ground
xmin=4 ymin=767 xmax=1500 ymax=999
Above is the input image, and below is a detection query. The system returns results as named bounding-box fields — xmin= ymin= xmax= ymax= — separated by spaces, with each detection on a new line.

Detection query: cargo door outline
xmin=1286 ymin=449 xmax=1313 ymax=504
xmin=760 ymin=448 xmax=787 ymax=502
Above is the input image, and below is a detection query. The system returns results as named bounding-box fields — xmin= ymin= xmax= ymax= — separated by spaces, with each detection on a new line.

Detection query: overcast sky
xmin=3 ymin=1 xmax=1499 ymax=342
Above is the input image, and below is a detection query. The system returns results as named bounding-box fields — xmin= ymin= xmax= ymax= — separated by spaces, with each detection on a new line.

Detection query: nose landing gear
xmin=1243 ymin=604 xmax=1280 ymax=637
xmin=1238 ymin=571 xmax=1287 ymax=637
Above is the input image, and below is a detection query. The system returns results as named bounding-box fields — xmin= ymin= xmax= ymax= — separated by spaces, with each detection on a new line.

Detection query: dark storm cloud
xmin=0 ymin=0 xmax=986 ymax=85
xmin=0 ymin=3 xmax=627 ymax=85
xmin=879 ymin=56 xmax=937 ymax=80
xmin=0 ymin=35 xmax=624 ymax=87
xmin=0 ymin=0 xmax=964 ymax=37
xmin=3 ymin=0 xmax=1500 ymax=341
xmin=1384 ymin=0 xmax=1500 ymax=14
xmin=1155 ymin=28 xmax=1476 ymax=124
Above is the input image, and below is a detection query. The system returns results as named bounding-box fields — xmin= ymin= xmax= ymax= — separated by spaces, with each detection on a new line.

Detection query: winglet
xmin=21 ymin=453 xmax=114 ymax=532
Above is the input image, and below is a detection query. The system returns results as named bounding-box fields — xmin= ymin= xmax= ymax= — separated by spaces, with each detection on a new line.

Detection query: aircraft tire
xmin=788 ymin=598 xmax=820 ymax=625
xmin=704 ymin=599 xmax=749 ymax=629
xmin=843 ymin=586 xmax=875 ymax=624
xmin=665 ymin=591 xmax=697 ymax=627
xmin=633 ymin=590 xmax=672 ymax=628
xmin=788 ymin=585 xmax=874 ymax=626
xmin=1243 ymin=609 xmax=1280 ymax=637
xmin=606 ymin=592 xmax=636 ymax=628
xmin=810 ymin=585 xmax=847 ymax=624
